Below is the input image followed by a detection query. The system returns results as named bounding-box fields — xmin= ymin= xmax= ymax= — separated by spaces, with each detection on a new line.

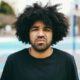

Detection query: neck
xmin=29 ymin=47 xmax=53 ymax=59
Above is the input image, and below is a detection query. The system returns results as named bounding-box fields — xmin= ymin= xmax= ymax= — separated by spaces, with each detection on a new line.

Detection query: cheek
xmin=30 ymin=32 xmax=36 ymax=42
xmin=47 ymin=33 xmax=53 ymax=40
xmin=51 ymin=33 xmax=53 ymax=39
xmin=30 ymin=33 xmax=33 ymax=41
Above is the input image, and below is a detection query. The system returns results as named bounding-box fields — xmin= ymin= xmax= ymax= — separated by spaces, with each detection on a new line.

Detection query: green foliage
xmin=0 ymin=1 xmax=15 ymax=15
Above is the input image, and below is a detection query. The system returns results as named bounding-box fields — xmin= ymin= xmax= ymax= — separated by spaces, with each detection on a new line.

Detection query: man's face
xmin=29 ymin=21 xmax=53 ymax=52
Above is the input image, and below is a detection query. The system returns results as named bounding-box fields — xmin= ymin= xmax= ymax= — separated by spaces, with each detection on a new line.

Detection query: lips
xmin=36 ymin=39 xmax=46 ymax=41
xmin=37 ymin=40 xmax=45 ymax=43
xmin=35 ymin=39 xmax=46 ymax=44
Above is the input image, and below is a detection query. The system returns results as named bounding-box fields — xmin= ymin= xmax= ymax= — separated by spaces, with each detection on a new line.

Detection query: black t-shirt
xmin=0 ymin=48 xmax=79 ymax=80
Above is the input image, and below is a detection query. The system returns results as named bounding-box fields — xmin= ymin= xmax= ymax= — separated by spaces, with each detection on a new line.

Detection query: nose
xmin=37 ymin=29 xmax=45 ymax=37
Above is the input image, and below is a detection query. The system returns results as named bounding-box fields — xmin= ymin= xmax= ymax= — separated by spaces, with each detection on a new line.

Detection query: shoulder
xmin=6 ymin=48 xmax=28 ymax=62
xmin=53 ymin=48 xmax=75 ymax=61
xmin=53 ymin=48 xmax=77 ymax=67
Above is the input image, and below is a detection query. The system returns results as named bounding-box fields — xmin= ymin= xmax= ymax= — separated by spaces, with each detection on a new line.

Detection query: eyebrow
xmin=31 ymin=26 xmax=39 ymax=28
xmin=31 ymin=25 xmax=52 ymax=29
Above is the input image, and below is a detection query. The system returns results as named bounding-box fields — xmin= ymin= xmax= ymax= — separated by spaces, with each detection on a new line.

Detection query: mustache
xmin=36 ymin=36 xmax=47 ymax=41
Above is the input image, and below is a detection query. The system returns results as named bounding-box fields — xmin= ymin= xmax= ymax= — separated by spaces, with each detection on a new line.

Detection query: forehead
xmin=32 ymin=21 xmax=52 ymax=28
xmin=32 ymin=21 xmax=45 ymax=27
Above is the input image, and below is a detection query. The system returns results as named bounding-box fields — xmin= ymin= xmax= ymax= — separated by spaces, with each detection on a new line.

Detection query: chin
xmin=34 ymin=47 xmax=49 ymax=53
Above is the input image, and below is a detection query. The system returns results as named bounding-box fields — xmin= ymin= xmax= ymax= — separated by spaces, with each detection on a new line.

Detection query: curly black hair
xmin=15 ymin=2 xmax=69 ymax=45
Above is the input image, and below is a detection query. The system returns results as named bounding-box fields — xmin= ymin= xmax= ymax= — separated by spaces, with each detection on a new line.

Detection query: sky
xmin=2 ymin=0 xmax=80 ymax=15
xmin=16 ymin=0 xmax=72 ymax=15
xmin=16 ymin=0 xmax=80 ymax=15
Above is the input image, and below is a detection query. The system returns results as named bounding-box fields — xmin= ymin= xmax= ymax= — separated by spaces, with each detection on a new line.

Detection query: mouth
xmin=36 ymin=41 xmax=45 ymax=48
xmin=36 ymin=39 xmax=46 ymax=43
xmin=34 ymin=40 xmax=46 ymax=46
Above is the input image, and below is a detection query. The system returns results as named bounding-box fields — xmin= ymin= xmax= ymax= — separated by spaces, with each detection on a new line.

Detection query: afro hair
xmin=15 ymin=2 xmax=69 ymax=45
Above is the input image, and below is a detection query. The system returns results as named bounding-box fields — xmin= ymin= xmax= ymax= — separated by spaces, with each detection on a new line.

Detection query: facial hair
xmin=30 ymin=37 xmax=52 ymax=53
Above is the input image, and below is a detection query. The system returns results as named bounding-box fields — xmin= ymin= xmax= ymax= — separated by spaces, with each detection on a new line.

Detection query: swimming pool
xmin=0 ymin=36 xmax=80 ymax=54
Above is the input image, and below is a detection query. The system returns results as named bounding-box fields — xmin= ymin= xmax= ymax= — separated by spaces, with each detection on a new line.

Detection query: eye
xmin=30 ymin=28 xmax=38 ymax=31
xmin=44 ymin=28 xmax=52 ymax=32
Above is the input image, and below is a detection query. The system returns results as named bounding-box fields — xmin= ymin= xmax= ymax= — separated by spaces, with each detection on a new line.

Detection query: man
xmin=1 ymin=2 xmax=79 ymax=80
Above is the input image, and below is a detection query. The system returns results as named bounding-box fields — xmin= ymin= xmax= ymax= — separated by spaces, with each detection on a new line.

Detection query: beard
xmin=30 ymin=39 xmax=52 ymax=53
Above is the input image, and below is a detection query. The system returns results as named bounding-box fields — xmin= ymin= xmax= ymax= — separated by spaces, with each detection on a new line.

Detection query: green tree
xmin=0 ymin=1 xmax=15 ymax=15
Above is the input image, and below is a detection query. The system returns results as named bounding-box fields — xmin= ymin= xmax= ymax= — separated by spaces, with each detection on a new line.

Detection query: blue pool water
xmin=0 ymin=37 xmax=80 ymax=51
